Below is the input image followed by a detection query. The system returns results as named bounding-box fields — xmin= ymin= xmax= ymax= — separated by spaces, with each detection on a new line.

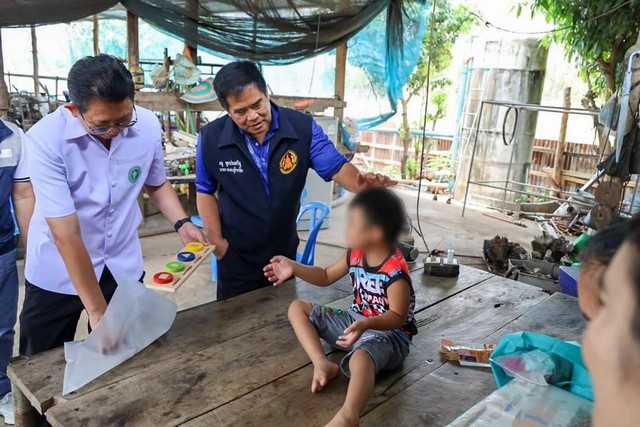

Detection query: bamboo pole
xmin=553 ymin=87 xmax=571 ymax=192
xmin=30 ymin=25 xmax=39 ymax=96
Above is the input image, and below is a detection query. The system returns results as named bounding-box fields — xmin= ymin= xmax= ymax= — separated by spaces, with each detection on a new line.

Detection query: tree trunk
xmin=400 ymin=97 xmax=412 ymax=179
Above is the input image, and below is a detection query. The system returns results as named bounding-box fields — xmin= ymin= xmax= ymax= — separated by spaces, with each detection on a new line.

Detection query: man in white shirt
xmin=20 ymin=55 xmax=205 ymax=357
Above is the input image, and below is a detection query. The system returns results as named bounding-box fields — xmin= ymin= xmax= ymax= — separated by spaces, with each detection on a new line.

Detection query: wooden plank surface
xmin=189 ymin=276 xmax=546 ymax=426
xmin=8 ymin=276 xmax=353 ymax=415
xmin=361 ymin=293 xmax=586 ymax=426
xmin=42 ymin=267 xmax=490 ymax=425
xmin=11 ymin=266 xmax=495 ymax=426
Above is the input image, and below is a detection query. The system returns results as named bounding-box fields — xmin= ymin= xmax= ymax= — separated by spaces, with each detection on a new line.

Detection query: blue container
xmin=559 ymin=266 xmax=580 ymax=297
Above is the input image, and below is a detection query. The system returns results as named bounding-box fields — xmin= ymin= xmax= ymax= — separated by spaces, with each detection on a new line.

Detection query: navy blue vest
xmin=200 ymin=105 xmax=312 ymax=264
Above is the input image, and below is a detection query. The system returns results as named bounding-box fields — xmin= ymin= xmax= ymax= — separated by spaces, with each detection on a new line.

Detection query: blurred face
xmin=345 ymin=206 xmax=383 ymax=250
xmin=578 ymin=261 xmax=605 ymax=320
xmin=225 ymin=84 xmax=272 ymax=142
xmin=583 ymin=242 xmax=640 ymax=426
xmin=66 ymin=98 xmax=135 ymax=141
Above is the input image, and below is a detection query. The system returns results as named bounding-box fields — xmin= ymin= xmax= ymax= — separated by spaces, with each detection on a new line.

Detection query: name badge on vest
xmin=219 ymin=159 xmax=244 ymax=174
xmin=0 ymin=148 xmax=12 ymax=159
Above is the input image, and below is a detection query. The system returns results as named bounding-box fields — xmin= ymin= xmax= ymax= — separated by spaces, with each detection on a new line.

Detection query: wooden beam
xmin=126 ymin=11 xmax=139 ymax=67
xmin=135 ymin=91 xmax=346 ymax=113
xmin=30 ymin=25 xmax=39 ymax=96
xmin=92 ymin=15 xmax=100 ymax=56
xmin=553 ymin=87 xmax=571 ymax=192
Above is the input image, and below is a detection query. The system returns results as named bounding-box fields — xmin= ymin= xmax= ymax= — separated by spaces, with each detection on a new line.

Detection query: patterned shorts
xmin=309 ymin=304 xmax=410 ymax=377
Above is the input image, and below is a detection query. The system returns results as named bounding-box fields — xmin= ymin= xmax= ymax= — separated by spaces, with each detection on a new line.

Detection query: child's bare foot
xmin=325 ymin=409 xmax=359 ymax=427
xmin=311 ymin=360 xmax=340 ymax=393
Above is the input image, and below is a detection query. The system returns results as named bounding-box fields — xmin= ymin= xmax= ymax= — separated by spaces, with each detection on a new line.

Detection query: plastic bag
xmin=490 ymin=332 xmax=593 ymax=401
xmin=448 ymin=377 xmax=592 ymax=427
xmin=63 ymin=275 xmax=177 ymax=395
xmin=492 ymin=349 xmax=573 ymax=387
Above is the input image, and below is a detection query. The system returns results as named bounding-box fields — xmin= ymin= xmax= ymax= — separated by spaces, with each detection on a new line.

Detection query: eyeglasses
xmin=80 ymin=106 xmax=138 ymax=136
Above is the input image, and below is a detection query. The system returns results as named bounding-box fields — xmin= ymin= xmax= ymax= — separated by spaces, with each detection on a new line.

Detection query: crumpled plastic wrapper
xmin=63 ymin=276 xmax=177 ymax=395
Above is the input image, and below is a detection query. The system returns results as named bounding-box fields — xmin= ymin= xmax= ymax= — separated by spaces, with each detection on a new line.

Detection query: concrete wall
xmin=454 ymin=38 xmax=548 ymax=206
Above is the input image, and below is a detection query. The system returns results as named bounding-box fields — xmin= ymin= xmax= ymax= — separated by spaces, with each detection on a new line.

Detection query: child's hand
xmin=336 ymin=320 xmax=368 ymax=349
xmin=263 ymin=256 xmax=294 ymax=286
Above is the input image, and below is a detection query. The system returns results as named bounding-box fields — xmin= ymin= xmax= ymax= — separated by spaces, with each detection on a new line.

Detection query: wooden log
xmin=126 ymin=11 xmax=139 ymax=67
xmin=12 ymin=382 xmax=38 ymax=427
xmin=553 ymin=87 xmax=571 ymax=192
xmin=134 ymin=91 xmax=346 ymax=113
xmin=193 ymin=277 xmax=547 ymax=426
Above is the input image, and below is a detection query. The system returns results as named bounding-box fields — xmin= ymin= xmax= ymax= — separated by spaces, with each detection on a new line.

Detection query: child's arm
xmin=336 ymin=278 xmax=411 ymax=348
xmin=264 ymin=253 xmax=349 ymax=287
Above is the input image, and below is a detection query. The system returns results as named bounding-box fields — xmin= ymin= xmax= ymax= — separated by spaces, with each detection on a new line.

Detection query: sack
xmin=63 ymin=276 xmax=177 ymax=395
xmin=489 ymin=332 xmax=593 ymax=401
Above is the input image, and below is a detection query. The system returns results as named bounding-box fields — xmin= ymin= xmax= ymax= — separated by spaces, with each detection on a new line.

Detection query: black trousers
xmin=19 ymin=267 xmax=119 ymax=356
xmin=216 ymin=246 xmax=271 ymax=300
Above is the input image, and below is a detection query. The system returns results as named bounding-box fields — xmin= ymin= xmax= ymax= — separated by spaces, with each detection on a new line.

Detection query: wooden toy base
xmin=146 ymin=245 xmax=214 ymax=293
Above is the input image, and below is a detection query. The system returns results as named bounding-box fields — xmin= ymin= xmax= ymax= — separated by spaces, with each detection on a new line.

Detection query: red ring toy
xmin=153 ymin=272 xmax=174 ymax=285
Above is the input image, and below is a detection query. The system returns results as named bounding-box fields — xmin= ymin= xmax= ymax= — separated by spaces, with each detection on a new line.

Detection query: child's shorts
xmin=309 ymin=304 xmax=410 ymax=377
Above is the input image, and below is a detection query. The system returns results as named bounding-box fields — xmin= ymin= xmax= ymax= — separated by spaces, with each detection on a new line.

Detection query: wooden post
xmin=334 ymin=42 xmax=347 ymax=155
xmin=554 ymin=87 xmax=571 ymax=192
xmin=185 ymin=0 xmax=199 ymax=62
xmin=127 ymin=11 xmax=139 ymax=67
xmin=334 ymin=43 xmax=347 ymax=122
xmin=30 ymin=25 xmax=39 ymax=96
xmin=93 ymin=15 xmax=100 ymax=56
xmin=0 ymin=29 xmax=9 ymax=118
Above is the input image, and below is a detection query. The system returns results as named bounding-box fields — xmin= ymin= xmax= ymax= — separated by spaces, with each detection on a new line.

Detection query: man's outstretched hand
xmin=355 ymin=172 xmax=397 ymax=192
xmin=264 ymin=256 xmax=295 ymax=286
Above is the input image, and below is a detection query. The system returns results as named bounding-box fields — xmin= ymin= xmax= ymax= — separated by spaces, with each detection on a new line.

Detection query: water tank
xmin=454 ymin=37 xmax=548 ymax=208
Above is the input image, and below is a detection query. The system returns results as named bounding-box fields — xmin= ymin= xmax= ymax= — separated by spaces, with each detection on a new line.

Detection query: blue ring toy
xmin=177 ymin=251 xmax=196 ymax=262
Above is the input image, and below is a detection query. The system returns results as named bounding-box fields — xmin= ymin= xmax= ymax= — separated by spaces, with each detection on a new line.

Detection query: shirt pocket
xmin=116 ymin=152 xmax=152 ymax=185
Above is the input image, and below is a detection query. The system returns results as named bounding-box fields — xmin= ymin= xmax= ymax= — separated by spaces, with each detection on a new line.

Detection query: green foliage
xmin=425 ymin=154 xmax=451 ymax=172
xmin=518 ymin=0 xmax=640 ymax=98
xmin=406 ymin=1 xmax=474 ymax=99
xmin=405 ymin=157 xmax=419 ymax=179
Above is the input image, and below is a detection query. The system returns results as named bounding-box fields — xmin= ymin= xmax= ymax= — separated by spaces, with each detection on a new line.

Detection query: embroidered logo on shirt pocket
xmin=128 ymin=166 xmax=142 ymax=183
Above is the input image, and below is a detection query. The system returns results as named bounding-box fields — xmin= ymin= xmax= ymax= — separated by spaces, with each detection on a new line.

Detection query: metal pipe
xmin=462 ymin=101 xmax=484 ymax=217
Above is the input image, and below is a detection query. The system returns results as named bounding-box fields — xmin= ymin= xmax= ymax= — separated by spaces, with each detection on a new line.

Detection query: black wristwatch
xmin=174 ymin=217 xmax=193 ymax=232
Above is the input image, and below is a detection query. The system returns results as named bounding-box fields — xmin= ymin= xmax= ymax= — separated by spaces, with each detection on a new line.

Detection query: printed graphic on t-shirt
xmin=348 ymin=249 xmax=418 ymax=336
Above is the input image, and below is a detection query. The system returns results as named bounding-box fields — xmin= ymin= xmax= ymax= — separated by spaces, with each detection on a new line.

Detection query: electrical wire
xmin=414 ymin=0 xmax=438 ymax=254
xmin=468 ymin=1 xmax=632 ymax=36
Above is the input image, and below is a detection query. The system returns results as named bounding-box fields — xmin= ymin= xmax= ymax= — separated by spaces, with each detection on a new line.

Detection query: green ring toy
xmin=166 ymin=261 xmax=185 ymax=273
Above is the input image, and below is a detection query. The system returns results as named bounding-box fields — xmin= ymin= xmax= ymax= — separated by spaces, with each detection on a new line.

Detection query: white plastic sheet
xmin=63 ymin=275 xmax=177 ymax=395
xmin=447 ymin=377 xmax=592 ymax=427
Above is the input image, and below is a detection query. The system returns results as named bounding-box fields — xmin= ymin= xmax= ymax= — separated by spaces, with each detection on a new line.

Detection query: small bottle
xmin=446 ymin=249 xmax=455 ymax=264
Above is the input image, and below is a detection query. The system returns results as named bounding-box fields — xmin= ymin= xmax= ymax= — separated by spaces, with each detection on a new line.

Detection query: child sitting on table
xmin=263 ymin=188 xmax=417 ymax=427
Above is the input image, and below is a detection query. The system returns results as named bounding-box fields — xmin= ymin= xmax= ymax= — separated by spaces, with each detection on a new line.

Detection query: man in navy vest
xmin=196 ymin=61 xmax=393 ymax=299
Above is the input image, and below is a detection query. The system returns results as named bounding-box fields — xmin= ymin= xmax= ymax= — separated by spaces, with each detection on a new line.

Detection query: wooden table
xmin=8 ymin=265 xmax=585 ymax=427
